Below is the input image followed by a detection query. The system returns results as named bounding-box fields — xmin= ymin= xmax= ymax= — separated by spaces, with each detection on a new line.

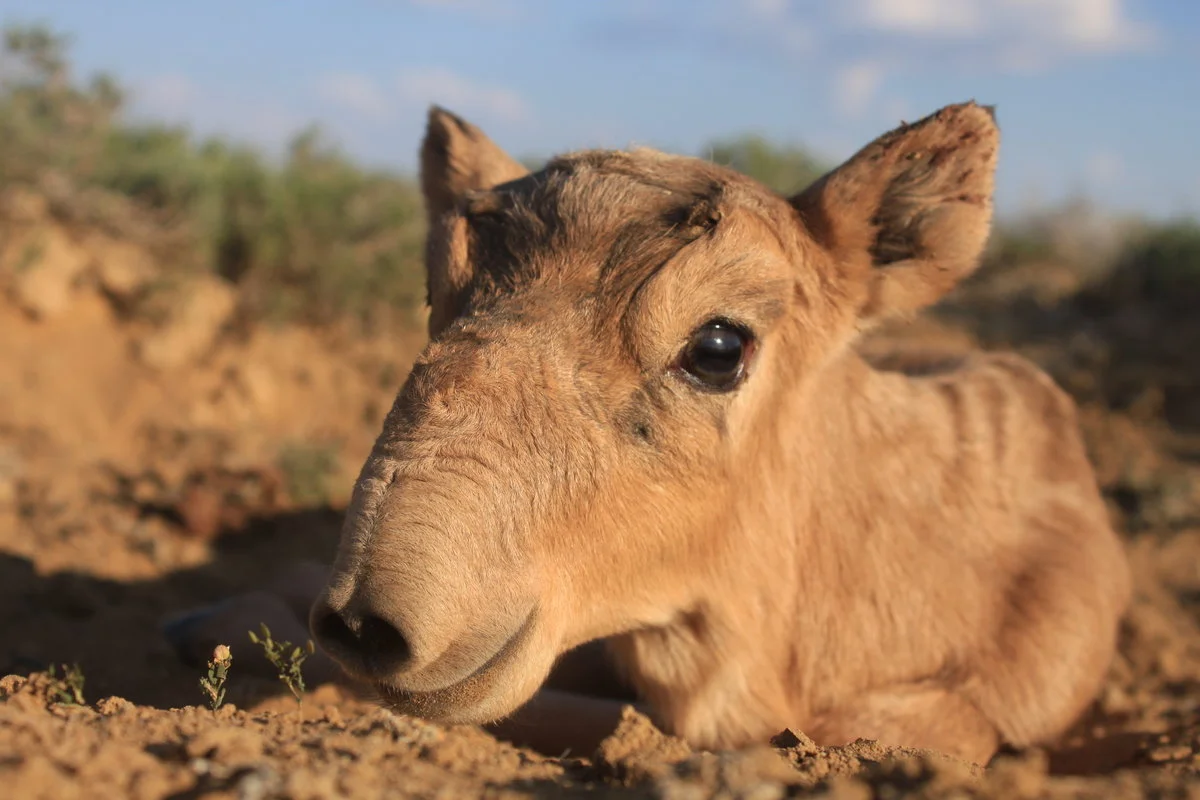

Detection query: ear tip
xmin=425 ymin=105 xmax=472 ymax=138
xmin=948 ymin=100 xmax=999 ymax=131
xmin=965 ymin=99 xmax=999 ymax=124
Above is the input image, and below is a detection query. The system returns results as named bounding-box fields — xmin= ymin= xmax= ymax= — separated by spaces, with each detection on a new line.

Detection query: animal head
xmin=310 ymin=102 xmax=999 ymax=723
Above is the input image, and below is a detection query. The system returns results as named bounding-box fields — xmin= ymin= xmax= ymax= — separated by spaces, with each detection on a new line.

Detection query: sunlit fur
xmin=311 ymin=102 xmax=1131 ymax=766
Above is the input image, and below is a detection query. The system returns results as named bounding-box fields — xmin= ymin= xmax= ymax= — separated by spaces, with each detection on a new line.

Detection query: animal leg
xmin=960 ymin=515 xmax=1128 ymax=750
xmin=805 ymin=683 xmax=999 ymax=765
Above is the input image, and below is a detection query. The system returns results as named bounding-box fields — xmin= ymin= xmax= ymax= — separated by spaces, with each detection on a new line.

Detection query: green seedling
xmin=199 ymin=644 xmax=233 ymax=710
xmin=249 ymin=623 xmax=315 ymax=704
xmin=47 ymin=663 xmax=86 ymax=706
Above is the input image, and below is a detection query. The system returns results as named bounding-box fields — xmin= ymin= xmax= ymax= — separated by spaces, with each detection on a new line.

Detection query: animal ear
xmin=419 ymin=106 xmax=529 ymax=222
xmin=789 ymin=102 xmax=999 ymax=321
xmin=418 ymin=107 xmax=529 ymax=336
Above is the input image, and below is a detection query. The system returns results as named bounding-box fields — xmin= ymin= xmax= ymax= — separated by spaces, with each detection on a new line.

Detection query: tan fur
xmin=310 ymin=103 xmax=1131 ymax=765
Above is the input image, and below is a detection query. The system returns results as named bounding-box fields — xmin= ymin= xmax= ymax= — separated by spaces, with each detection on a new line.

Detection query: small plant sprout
xmin=249 ymin=623 xmax=315 ymax=704
xmin=200 ymin=644 xmax=233 ymax=710
xmin=47 ymin=663 xmax=86 ymax=706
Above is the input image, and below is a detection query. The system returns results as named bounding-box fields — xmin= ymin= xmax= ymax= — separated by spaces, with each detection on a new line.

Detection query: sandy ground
xmin=4 ymin=223 xmax=1200 ymax=798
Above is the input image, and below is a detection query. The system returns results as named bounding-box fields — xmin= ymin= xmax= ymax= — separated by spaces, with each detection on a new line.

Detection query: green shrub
xmin=703 ymin=133 xmax=827 ymax=195
xmin=0 ymin=22 xmax=427 ymax=329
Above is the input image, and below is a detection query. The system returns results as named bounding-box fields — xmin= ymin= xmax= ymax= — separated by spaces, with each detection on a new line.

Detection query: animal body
xmin=305 ymin=101 xmax=1131 ymax=766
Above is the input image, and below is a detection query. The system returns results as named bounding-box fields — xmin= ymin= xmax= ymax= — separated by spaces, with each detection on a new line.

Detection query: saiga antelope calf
xmin=174 ymin=102 xmax=1131 ymax=766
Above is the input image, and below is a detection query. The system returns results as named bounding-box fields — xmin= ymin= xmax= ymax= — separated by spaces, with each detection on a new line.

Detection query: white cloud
xmin=847 ymin=0 xmax=1156 ymax=56
xmin=596 ymin=0 xmax=1154 ymax=89
xmin=315 ymin=73 xmax=391 ymax=120
xmin=735 ymin=0 xmax=814 ymax=56
xmin=856 ymin=0 xmax=981 ymax=36
xmin=1029 ymin=0 xmax=1147 ymax=48
xmin=834 ymin=60 xmax=885 ymax=118
xmin=595 ymin=0 xmax=1154 ymax=126
xmin=395 ymin=68 xmax=529 ymax=123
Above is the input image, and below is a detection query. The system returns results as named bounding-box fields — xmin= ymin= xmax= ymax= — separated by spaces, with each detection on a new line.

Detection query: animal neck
xmin=609 ymin=345 xmax=964 ymax=748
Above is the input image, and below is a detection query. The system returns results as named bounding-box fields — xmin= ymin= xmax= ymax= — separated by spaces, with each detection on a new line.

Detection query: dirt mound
xmin=5 ymin=677 xmax=1200 ymax=799
xmin=6 ymin=214 xmax=1200 ymax=797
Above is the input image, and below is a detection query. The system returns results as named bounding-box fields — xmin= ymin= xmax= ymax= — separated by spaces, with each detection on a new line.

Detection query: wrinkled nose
xmin=311 ymin=599 xmax=413 ymax=677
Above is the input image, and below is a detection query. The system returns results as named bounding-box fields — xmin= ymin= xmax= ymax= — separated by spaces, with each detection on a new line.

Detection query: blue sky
xmin=2 ymin=0 xmax=1197 ymax=218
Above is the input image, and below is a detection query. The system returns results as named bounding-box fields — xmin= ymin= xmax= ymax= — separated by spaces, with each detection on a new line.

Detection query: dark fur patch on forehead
xmin=459 ymin=149 xmax=734 ymax=299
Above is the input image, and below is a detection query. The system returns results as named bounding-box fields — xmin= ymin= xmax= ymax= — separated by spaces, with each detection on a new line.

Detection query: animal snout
xmin=311 ymin=598 xmax=413 ymax=677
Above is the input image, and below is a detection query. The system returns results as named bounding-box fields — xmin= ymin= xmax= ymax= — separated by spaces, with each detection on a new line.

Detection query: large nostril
xmin=313 ymin=604 xmax=412 ymax=675
xmin=358 ymin=613 xmax=411 ymax=667
xmin=313 ymin=605 xmax=361 ymax=655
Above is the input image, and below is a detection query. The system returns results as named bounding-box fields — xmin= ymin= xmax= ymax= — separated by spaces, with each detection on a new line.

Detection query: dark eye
xmin=678 ymin=320 xmax=754 ymax=391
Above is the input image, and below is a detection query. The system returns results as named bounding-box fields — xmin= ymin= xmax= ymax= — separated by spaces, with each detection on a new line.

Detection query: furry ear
xmin=419 ymin=106 xmax=529 ymax=222
xmin=418 ymin=107 xmax=529 ymax=337
xmin=789 ymin=102 xmax=999 ymax=321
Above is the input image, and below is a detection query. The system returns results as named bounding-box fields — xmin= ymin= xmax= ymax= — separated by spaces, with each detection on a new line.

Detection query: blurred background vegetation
xmin=2 ymin=23 xmax=1198 ymax=333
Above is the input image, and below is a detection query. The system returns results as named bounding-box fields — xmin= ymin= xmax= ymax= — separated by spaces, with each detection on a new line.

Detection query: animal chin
xmin=375 ymin=611 xmax=544 ymax=723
